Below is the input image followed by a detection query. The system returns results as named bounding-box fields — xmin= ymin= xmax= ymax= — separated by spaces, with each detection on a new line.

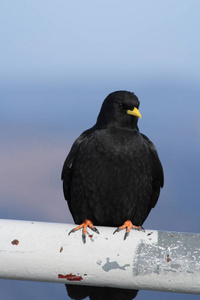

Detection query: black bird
xmin=61 ymin=91 xmax=164 ymax=300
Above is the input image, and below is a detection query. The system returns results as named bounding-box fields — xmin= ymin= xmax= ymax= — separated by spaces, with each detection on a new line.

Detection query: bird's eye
xmin=118 ymin=103 xmax=123 ymax=108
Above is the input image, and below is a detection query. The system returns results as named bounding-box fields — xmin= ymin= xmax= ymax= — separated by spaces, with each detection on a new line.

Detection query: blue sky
xmin=1 ymin=1 xmax=200 ymax=299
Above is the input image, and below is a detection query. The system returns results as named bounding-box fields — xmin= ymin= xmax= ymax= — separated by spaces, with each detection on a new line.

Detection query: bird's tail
xmin=66 ymin=285 xmax=138 ymax=300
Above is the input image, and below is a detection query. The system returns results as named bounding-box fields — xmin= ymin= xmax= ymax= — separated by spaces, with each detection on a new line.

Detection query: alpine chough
xmin=61 ymin=90 xmax=164 ymax=300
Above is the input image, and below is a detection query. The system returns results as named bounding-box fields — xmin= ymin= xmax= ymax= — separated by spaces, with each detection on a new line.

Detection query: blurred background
xmin=1 ymin=1 xmax=200 ymax=299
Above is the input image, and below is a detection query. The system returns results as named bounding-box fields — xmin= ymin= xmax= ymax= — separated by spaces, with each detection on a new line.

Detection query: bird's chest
xmin=74 ymin=129 xmax=151 ymax=188
xmin=91 ymin=129 xmax=146 ymax=165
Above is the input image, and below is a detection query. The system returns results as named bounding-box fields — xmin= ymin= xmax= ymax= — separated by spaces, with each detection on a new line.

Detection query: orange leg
xmin=69 ymin=219 xmax=99 ymax=243
xmin=113 ymin=220 xmax=145 ymax=240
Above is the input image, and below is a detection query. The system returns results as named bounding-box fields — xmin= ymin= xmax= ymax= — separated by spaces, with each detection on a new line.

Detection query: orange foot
xmin=113 ymin=220 xmax=145 ymax=240
xmin=68 ymin=219 xmax=99 ymax=243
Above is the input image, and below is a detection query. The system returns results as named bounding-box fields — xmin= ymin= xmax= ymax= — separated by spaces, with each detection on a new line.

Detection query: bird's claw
xmin=113 ymin=227 xmax=121 ymax=234
xmin=113 ymin=220 xmax=145 ymax=240
xmin=82 ymin=233 xmax=86 ymax=244
xmin=90 ymin=226 xmax=100 ymax=234
xmin=135 ymin=226 xmax=145 ymax=232
xmin=68 ymin=228 xmax=78 ymax=235
xmin=68 ymin=219 xmax=99 ymax=243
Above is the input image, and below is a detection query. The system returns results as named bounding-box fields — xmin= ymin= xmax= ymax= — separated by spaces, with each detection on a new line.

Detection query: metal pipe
xmin=0 ymin=219 xmax=199 ymax=294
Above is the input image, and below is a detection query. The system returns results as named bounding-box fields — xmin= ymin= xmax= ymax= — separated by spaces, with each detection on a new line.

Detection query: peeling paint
xmin=96 ymin=259 xmax=102 ymax=266
xmin=11 ymin=239 xmax=19 ymax=245
xmin=171 ymin=264 xmax=181 ymax=269
xmin=58 ymin=273 xmax=83 ymax=281
xmin=168 ymin=233 xmax=174 ymax=237
xmin=187 ymin=270 xmax=194 ymax=274
xmin=102 ymin=258 xmax=130 ymax=272
xmin=147 ymin=232 xmax=153 ymax=236
xmin=133 ymin=231 xmax=200 ymax=276
xmin=88 ymin=234 xmax=94 ymax=242
xmin=166 ymin=254 xmax=171 ymax=263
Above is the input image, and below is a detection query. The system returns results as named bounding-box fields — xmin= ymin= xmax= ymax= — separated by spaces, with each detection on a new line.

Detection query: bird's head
xmin=96 ymin=91 xmax=141 ymax=129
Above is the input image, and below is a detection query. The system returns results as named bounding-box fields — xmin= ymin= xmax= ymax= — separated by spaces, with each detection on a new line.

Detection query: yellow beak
xmin=127 ymin=107 xmax=142 ymax=118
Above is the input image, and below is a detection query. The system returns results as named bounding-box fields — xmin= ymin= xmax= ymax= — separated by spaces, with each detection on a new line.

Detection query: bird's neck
xmin=96 ymin=122 xmax=139 ymax=132
xmin=96 ymin=117 xmax=139 ymax=131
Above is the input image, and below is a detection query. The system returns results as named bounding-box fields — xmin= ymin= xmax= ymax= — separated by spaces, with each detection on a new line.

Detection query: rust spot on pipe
xmin=58 ymin=273 xmax=83 ymax=281
xmin=11 ymin=239 xmax=19 ymax=245
xmin=166 ymin=254 xmax=171 ymax=263
xmin=60 ymin=247 xmax=63 ymax=253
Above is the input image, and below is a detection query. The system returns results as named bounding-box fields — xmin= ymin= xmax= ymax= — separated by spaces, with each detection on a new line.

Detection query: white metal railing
xmin=0 ymin=219 xmax=199 ymax=294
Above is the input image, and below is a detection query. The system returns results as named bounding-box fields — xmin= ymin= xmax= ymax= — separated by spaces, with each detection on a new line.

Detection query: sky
xmin=1 ymin=0 xmax=200 ymax=299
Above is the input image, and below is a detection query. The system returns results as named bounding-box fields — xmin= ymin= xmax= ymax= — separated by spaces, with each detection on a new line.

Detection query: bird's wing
xmin=141 ymin=133 xmax=164 ymax=208
xmin=61 ymin=126 xmax=96 ymax=213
